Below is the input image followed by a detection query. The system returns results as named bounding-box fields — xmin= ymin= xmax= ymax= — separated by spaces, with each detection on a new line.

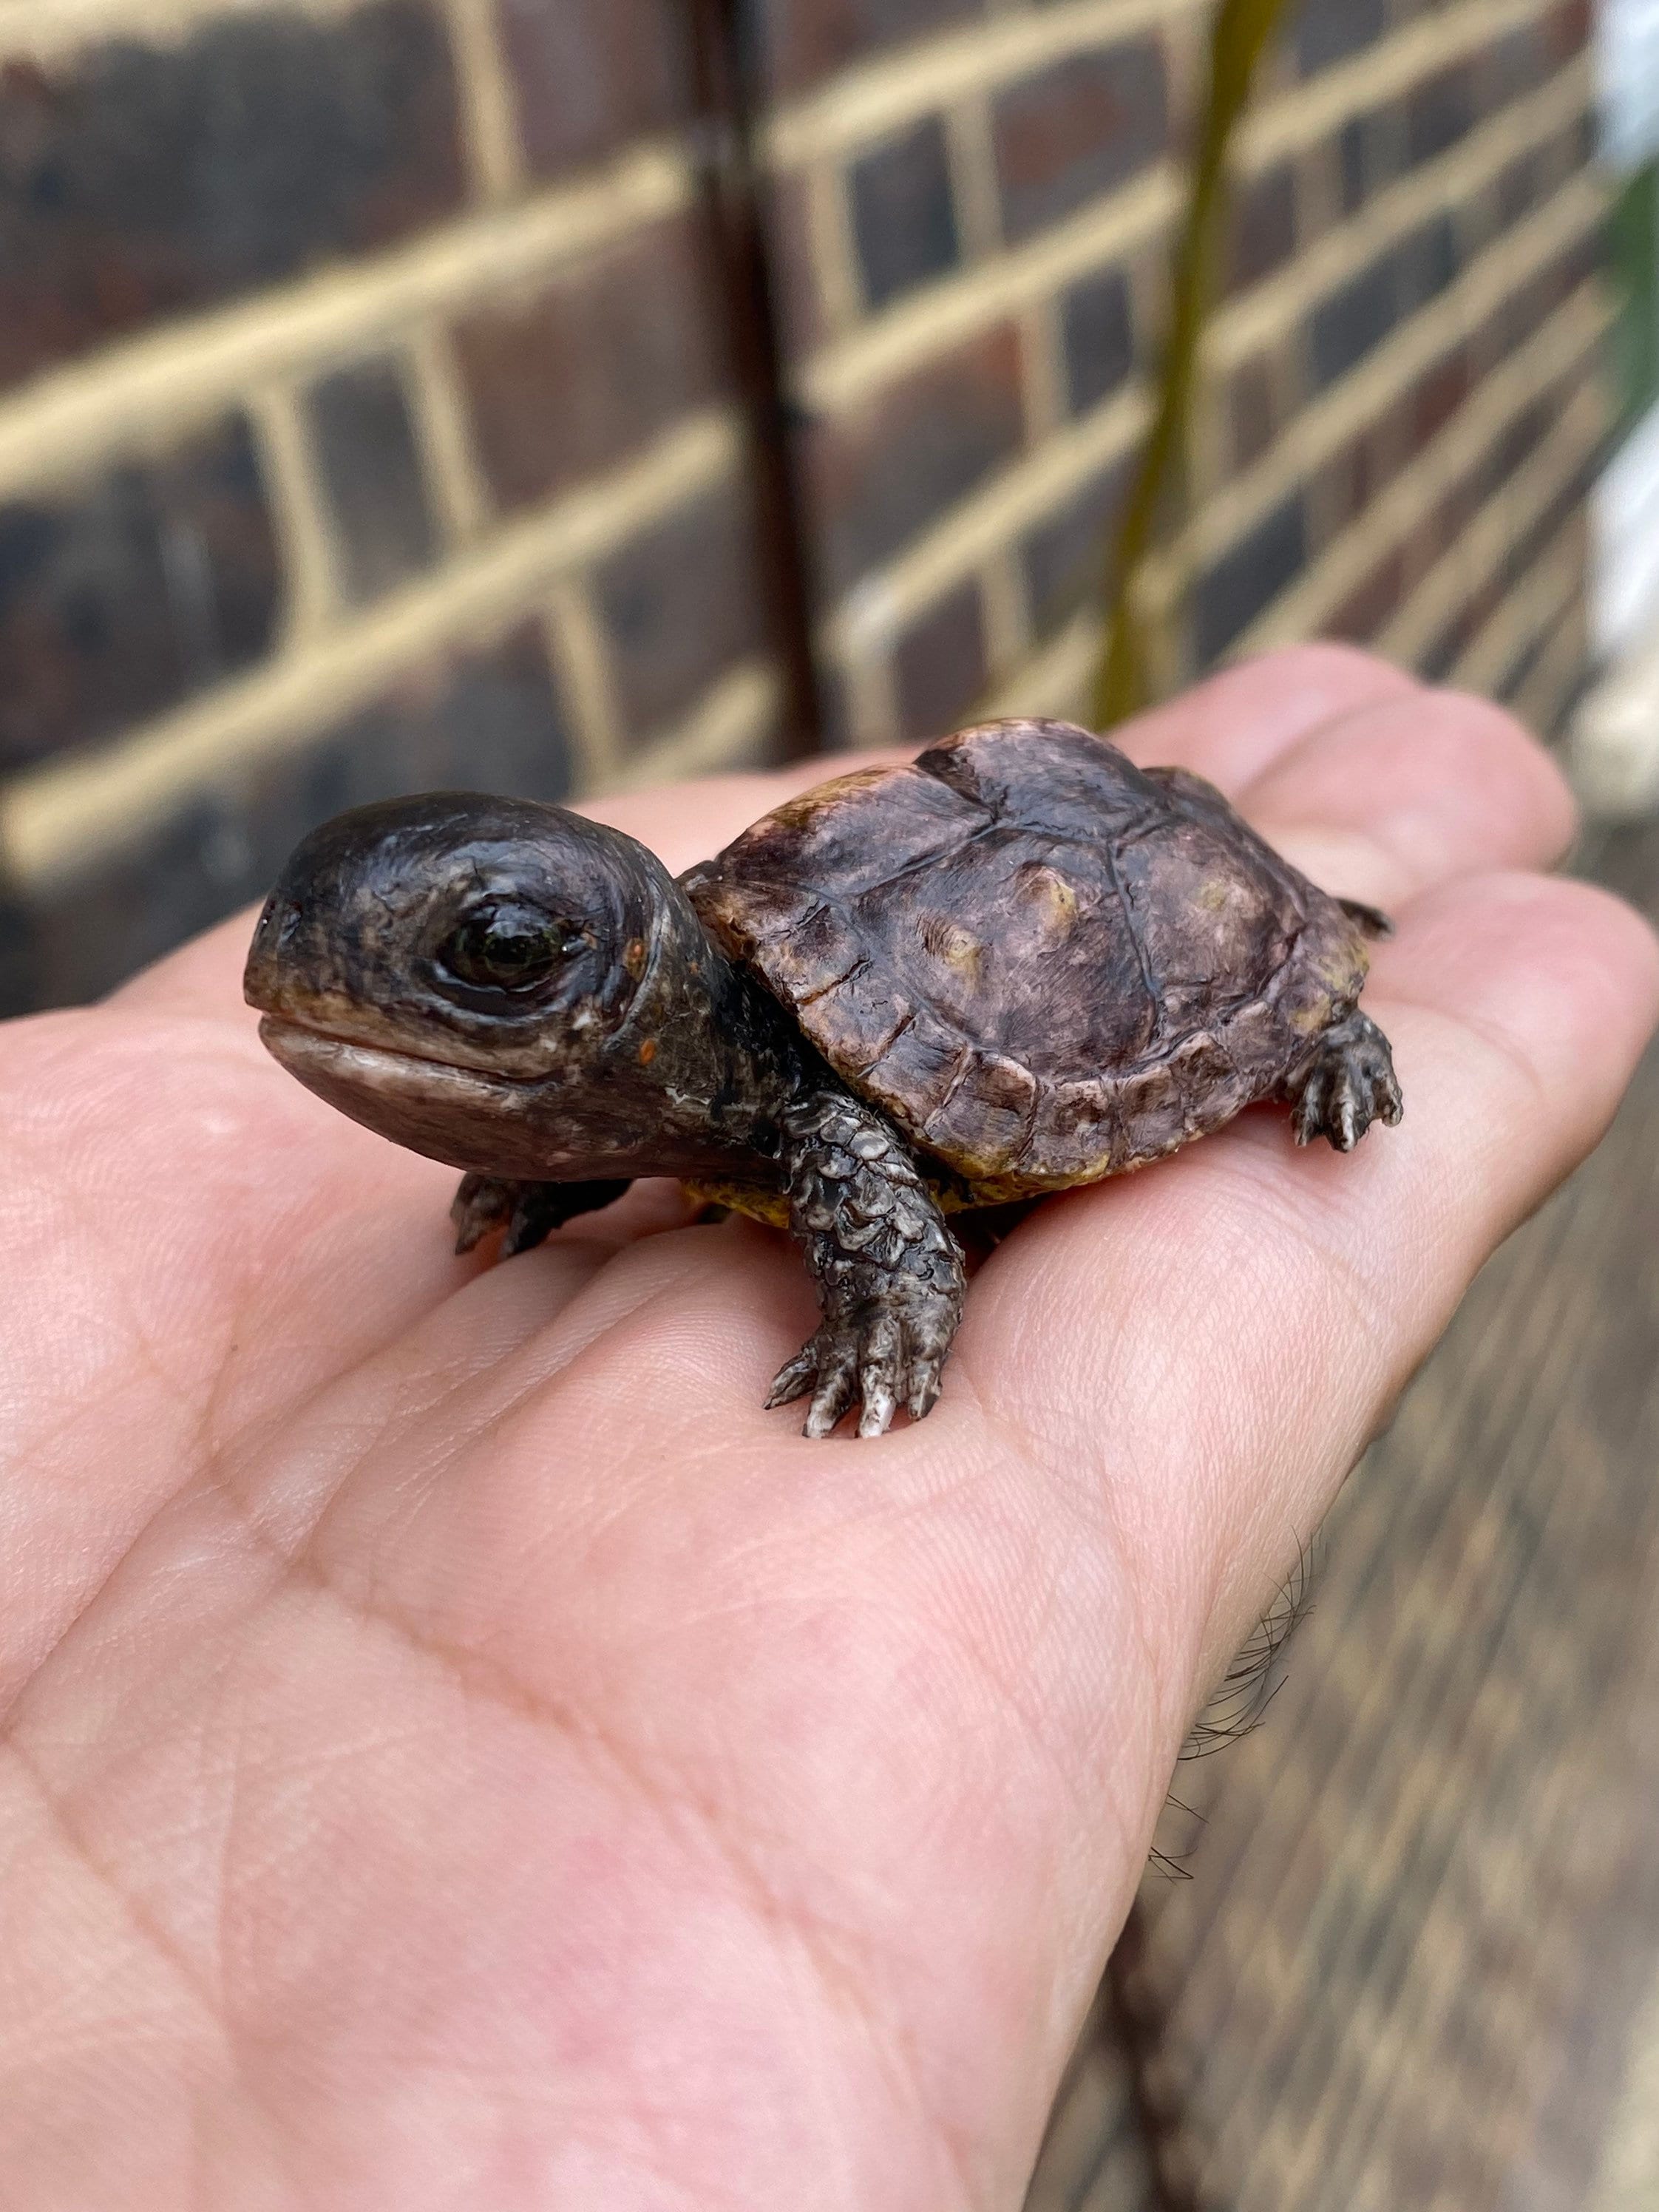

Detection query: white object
xmin=1597 ymin=0 xmax=1659 ymax=169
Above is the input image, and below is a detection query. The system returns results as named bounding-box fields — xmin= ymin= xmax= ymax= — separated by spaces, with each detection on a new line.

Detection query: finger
xmin=1239 ymin=686 xmax=1578 ymax=912
xmin=968 ymin=870 xmax=1659 ymax=1682
xmin=1115 ymin=642 xmax=1419 ymax=791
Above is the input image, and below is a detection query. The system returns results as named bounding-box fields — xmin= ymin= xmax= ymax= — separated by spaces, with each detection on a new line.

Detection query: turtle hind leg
xmin=1289 ymin=1011 xmax=1403 ymax=1153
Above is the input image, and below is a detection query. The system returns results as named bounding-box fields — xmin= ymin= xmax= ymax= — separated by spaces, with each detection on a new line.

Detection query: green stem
xmin=1093 ymin=0 xmax=1297 ymax=728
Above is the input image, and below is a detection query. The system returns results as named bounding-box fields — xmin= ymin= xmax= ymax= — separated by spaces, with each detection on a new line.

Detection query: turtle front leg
xmin=1288 ymin=1011 xmax=1403 ymax=1152
xmin=767 ymin=1094 xmax=966 ymax=1439
xmin=451 ymin=1175 xmax=631 ymax=1256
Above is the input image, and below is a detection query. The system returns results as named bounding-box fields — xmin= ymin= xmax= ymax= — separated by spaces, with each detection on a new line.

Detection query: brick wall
xmin=0 ymin=0 xmax=1607 ymax=1010
xmin=0 ymin=0 xmax=784 ymax=1006
xmin=760 ymin=0 xmax=1607 ymax=744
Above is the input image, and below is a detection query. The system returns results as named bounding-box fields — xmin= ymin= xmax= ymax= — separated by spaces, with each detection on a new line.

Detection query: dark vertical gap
xmin=685 ymin=0 xmax=824 ymax=760
xmin=1106 ymin=1898 xmax=1211 ymax=2212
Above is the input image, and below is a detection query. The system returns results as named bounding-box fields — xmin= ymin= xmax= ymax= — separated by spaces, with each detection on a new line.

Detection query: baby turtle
xmin=245 ymin=717 xmax=1401 ymax=1438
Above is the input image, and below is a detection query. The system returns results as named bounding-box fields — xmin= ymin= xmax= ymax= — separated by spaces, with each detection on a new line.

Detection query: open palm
xmin=2 ymin=647 xmax=1655 ymax=2211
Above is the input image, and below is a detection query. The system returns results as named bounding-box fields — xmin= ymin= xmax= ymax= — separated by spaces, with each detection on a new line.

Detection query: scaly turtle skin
xmin=244 ymin=718 xmax=1402 ymax=1438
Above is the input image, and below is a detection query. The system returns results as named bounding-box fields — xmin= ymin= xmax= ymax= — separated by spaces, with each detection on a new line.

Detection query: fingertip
xmin=1119 ymin=643 xmax=1419 ymax=789
xmin=1376 ymin=869 xmax=1659 ymax=1141
xmin=1252 ymin=639 xmax=1422 ymax=699
xmin=1420 ymin=685 xmax=1580 ymax=864
xmin=1249 ymin=686 xmax=1580 ymax=895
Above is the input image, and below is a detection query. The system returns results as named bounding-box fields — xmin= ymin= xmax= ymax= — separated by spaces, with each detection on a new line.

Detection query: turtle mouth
xmin=257 ymin=1015 xmax=539 ymax=1099
xmin=257 ymin=1014 xmax=565 ymax=1176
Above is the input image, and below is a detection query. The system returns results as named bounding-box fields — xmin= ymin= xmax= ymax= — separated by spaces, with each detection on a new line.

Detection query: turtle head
xmin=244 ymin=792 xmax=761 ymax=1179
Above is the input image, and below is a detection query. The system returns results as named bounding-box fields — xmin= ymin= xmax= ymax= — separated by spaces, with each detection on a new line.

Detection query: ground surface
xmin=1025 ymin=818 xmax=1659 ymax=2212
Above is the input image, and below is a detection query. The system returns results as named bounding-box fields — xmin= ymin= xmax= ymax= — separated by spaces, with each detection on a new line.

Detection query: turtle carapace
xmin=244 ymin=719 xmax=1402 ymax=1438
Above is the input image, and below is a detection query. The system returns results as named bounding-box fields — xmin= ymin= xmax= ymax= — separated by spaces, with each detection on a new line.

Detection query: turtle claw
xmin=769 ymin=1314 xmax=945 ymax=1438
xmin=858 ymin=1381 xmax=898 ymax=1441
xmin=906 ymin=1369 xmax=943 ymax=1423
xmin=764 ymin=1348 xmax=819 ymax=1410
xmin=1337 ymin=896 xmax=1395 ymax=940
xmin=1291 ymin=1013 xmax=1402 ymax=1152
xmin=807 ymin=1360 xmax=860 ymax=1440
xmin=767 ymin=1324 xmax=864 ymax=1436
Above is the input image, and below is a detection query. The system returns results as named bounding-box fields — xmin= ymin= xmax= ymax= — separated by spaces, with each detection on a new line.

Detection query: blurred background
xmin=0 ymin=0 xmax=1655 ymax=2205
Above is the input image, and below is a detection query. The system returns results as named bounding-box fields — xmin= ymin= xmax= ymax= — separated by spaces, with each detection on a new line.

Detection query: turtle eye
xmin=439 ymin=900 xmax=584 ymax=993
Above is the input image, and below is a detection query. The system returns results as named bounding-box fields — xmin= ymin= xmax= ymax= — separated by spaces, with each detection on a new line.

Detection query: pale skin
xmin=1 ymin=647 xmax=1655 ymax=2212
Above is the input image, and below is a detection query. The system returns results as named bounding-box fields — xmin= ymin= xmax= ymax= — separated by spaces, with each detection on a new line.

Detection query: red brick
xmin=892 ymin=580 xmax=987 ymax=739
xmin=1317 ymin=432 xmax=1380 ymax=533
xmin=1544 ymin=0 xmax=1592 ymax=61
xmin=992 ymin=41 xmax=1168 ymax=245
xmin=1325 ymin=548 xmax=1406 ymax=642
xmin=1192 ymin=495 xmax=1307 ymax=664
xmin=1062 ymin=265 xmax=1136 ymax=415
xmin=1420 ymin=571 xmax=1502 ymax=679
xmin=1503 ymin=469 xmax=1598 ymax=593
xmin=1295 ymin=0 xmax=1386 ymax=76
xmin=1406 ymin=346 xmax=1474 ymax=452
xmin=1309 ymin=254 xmax=1400 ymax=390
xmin=1482 ymin=20 xmax=1549 ymax=105
xmin=850 ymin=118 xmax=960 ymax=311
xmin=303 ymin=621 xmax=574 ymax=807
xmin=755 ymin=0 xmax=983 ymax=99
xmin=1223 ymin=163 xmax=1297 ymax=295
xmin=802 ymin=322 xmax=1025 ymax=596
xmin=1485 ymin=392 xmax=1553 ymax=498
xmin=498 ymin=0 xmax=695 ymax=183
xmin=593 ymin=478 xmax=768 ymax=736
xmin=1021 ymin=461 xmax=1130 ymax=638
xmin=0 ymin=414 xmax=280 ymax=769
xmin=1225 ymin=354 xmax=1280 ymax=472
xmin=898 ymin=579 xmax=986 ymax=734
xmin=1430 ymin=467 xmax=1485 ymax=549
xmin=1405 ymin=63 xmax=1479 ymax=169
xmin=0 ymin=3 xmax=463 ymax=393
xmin=308 ymin=355 xmax=438 ymax=604
xmin=453 ymin=215 xmax=732 ymax=515
xmin=1494 ymin=145 xmax=1547 ymax=231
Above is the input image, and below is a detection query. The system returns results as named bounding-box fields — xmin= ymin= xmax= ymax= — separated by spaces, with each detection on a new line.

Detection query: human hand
xmin=1 ymin=648 xmax=1654 ymax=2210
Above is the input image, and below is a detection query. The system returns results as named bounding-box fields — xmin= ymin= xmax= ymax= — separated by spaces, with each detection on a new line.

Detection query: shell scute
xmin=1114 ymin=818 xmax=1297 ymax=1028
xmin=735 ymin=761 xmax=978 ymax=892
xmin=861 ymin=1005 xmax=971 ymax=1126
xmin=923 ymin=1051 xmax=1039 ymax=1178
xmin=919 ymin=717 xmax=1166 ymax=841
xmin=800 ymin=955 xmax=915 ymax=1073
xmin=857 ymin=827 xmax=1157 ymax=1071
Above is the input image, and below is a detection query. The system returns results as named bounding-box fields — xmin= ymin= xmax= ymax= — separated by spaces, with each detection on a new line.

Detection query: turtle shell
xmin=682 ymin=719 xmax=1370 ymax=1200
